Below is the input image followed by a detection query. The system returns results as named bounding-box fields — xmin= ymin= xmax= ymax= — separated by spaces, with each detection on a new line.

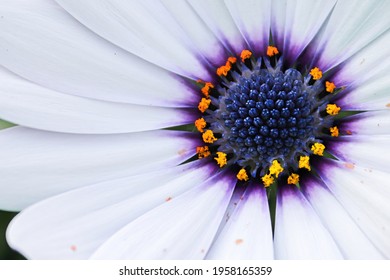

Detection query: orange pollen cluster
xmin=310 ymin=67 xmax=322 ymax=80
xmin=216 ymin=57 xmax=237 ymax=76
xmin=330 ymin=126 xmax=339 ymax=137
xmin=195 ymin=117 xmax=207 ymax=132
xmin=198 ymin=98 xmax=211 ymax=113
xmin=326 ymin=104 xmax=341 ymax=115
xmin=267 ymin=46 xmax=279 ymax=57
xmin=196 ymin=146 xmax=211 ymax=158
xmin=240 ymin=49 xmax=252 ymax=62
xmin=325 ymin=81 xmax=336 ymax=93
xmin=201 ymin=82 xmax=214 ymax=97
xmin=202 ymin=130 xmax=217 ymax=144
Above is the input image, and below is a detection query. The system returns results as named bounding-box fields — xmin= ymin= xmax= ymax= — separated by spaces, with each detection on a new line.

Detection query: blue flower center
xmin=195 ymin=48 xmax=342 ymax=185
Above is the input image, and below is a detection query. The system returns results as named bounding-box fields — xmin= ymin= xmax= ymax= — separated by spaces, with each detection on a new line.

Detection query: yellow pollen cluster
xmin=311 ymin=143 xmax=325 ymax=156
xmin=325 ymin=81 xmax=336 ymax=93
xmin=195 ymin=117 xmax=207 ymax=132
xmin=214 ymin=152 xmax=227 ymax=167
xmin=237 ymin=168 xmax=249 ymax=181
xmin=202 ymin=130 xmax=217 ymax=144
xmin=330 ymin=126 xmax=339 ymax=137
xmin=299 ymin=156 xmax=311 ymax=171
xmin=261 ymin=174 xmax=274 ymax=188
xmin=201 ymin=82 xmax=214 ymax=97
xmin=267 ymin=46 xmax=279 ymax=57
xmin=269 ymin=160 xmax=284 ymax=178
xmin=198 ymin=98 xmax=211 ymax=113
xmin=240 ymin=49 xmax=252 ymax=62
xmin=310 ymin=67 xmax=322 ymax=80
xmin=326 ymin=104 xmax=341 ymax=115
xmin=287 ymin=173 xmax=300 ymax=185
xmin=196 ymin=146 xmax=210 ymax=158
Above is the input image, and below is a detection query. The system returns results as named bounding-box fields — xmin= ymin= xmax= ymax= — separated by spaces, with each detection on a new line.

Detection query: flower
xmin=0 ymin=0 xmax=389 ymax=259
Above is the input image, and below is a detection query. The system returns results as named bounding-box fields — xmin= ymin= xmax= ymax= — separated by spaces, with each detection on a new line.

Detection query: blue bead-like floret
xmin=218 ymin=68 xmax=316 ymax=169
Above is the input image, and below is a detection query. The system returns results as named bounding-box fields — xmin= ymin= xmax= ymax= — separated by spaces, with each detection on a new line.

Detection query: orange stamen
xmin=198 ymin=98 xmax=211 ymax=113
xmin=240 ymin=49 xmax=252 ymax=62
xmin=196 ymin=146 xmax=211 ymax=158
xmin=310 ymin=67 xmax=323 ymax=80
xmin=267 ymin=46 xmax=279 ymax=57
xmin=325 ymin=81 xmax=336 ymax=93
xmin=195 ymin=118 xmax=207 ymax=133
xmin=201 ymin=82 xmax=214 ymax=97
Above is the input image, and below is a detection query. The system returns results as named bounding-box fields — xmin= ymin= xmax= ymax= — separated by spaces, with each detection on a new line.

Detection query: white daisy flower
xmin=0 ymin=0 xmax=389 ymax=259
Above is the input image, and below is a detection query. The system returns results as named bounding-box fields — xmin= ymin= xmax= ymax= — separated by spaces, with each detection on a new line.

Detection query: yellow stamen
xmin=269 ymin=160 xmax=284 ymax=178
xmin=198 ymin=98 xmax=211 ymax=113
xmin=201 ymin=82 xmax=214 ymax=97
xmin=330 ymin=126 xmax=339 ymax=137
xmin=325 ymin=81 xmax=336 ymax=93
xmin=202 ymin=130 xmax=217 ymax=144
xmin=261 ymin=174 xmax=274 ymax=188
xmin=237 ymin=168 xmax=249 ymax=181
xmin=326 ymin=104 xmax=341 ymax=115
xmin=287 ymin=173 xmax=300 ymax=185
xmin=214 ymin=152 xmax=227 ymax=168
xmin=240 ymin=49 xmax=252 ymax=62
xmin=311 ymin=142 xmax=325 ymax=156
xmin=194 ymin=118 xmax=207 ymax=133
xmin=298 ymin=156 xmax=311 ymax=171
xmin=196 ymin=146 xmax=211 ymax=158
xmin=310 ymin=67 xmax=322 ymax=80
xmin=267 ymin=46 xmax=279 ymax=57
xmin=227 ymin=56 xmax=237 ymax=64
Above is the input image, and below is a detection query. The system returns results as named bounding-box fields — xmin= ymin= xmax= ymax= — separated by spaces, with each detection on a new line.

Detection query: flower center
xmin=195 ymin=47 xmax=342 ymax=187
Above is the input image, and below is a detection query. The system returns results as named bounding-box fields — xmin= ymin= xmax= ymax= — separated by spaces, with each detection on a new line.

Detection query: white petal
xmin=338 ymin=111 xmax=390 ymax=135
xmin=206 ymin=184 xmax=274 ymax=259
xmin=0 ymin=67 xmax=194 ymax=134
xmin=334 ymin=30 xmax=390 ymax=111
xmin=90 ymin=172 xmax=236 ymax=259
xmin=0 ymin=0 xmax=198 ymax=106
xmin=316 ymin=0 xmax=390 ymax=70
xmin=317 ymin=159 xmax=390 ymax=258
xmin=55 ymin=0 xmax=211 ymax=80
xmin=302 ymin=177 xmax=384 ymax=259
xmin=224 ymin=0 xmax=271 ymax=54
xmin=271 ymin=0 xmax=337 ymax=62
xmin=0 ymin=127 xmax=199 ymax=211
xmin=7 ymin=162 xmax=216 ymax=259
xmin=188 ymin=0 xmax=247 ymax=54
xmin=274 ymin=186 xmax=343 ymax=259
xmin=329 ymin=135 xmax=390 ymax=173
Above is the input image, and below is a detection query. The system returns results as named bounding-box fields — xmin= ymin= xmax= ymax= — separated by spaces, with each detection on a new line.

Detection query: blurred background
xmin=0 ymin=210 xmax=25 ymax=259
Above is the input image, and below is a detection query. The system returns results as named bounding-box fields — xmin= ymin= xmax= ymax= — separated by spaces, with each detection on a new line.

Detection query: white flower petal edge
xmin=329 ymin=135 xmax=390 ymax=173
xmin=333 ymin=28 xmax=390 ymax=111
xmin=224 ymin=0 xmax=271 ymax=53
xmin=316 ymin=0 xmax=390 ymax=70
xmin=55 ymin=0 xmax=213 ymax=80
xmin=317 ymin=159 xmax=390 ymax=258
xmin=0 ymin=0 xmax=198 ymax=107
xmin=271 ymin=0 xmax=337 ymax=62
xmin=302 ymin=177 xmax=384 ymax=259
xmin=7 ymin=162 xmax=217 ymax=259
xmin=188 ymin=0 xmax=246 ymax=54
xmin=0 ymin=67 xmax=194 ymax=134
xmin=338 ymin=111 xmax=390 ymax=136
xmin=90 ymin=172 xmax=236 ymax=259
xmin=274 ymin=186 xmax=343 ymax=259
xmin=206 ymin=184 xmax=274 ymax=259
xmin=0 ymin=127 xmax=199 ymax=211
